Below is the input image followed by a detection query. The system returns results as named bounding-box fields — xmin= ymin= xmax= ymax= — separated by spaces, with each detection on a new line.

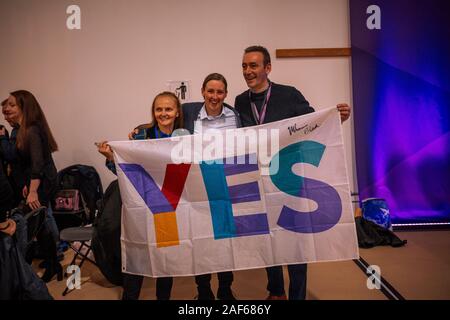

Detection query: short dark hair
xmin=244 ymin=45 xmax=271 ymax=66
xmin=202 ymin=73 xmax=228 ymax=92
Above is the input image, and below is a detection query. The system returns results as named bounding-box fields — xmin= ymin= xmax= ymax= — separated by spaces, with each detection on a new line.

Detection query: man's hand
xmin=337 ymin=103 xmax=351 ymax=123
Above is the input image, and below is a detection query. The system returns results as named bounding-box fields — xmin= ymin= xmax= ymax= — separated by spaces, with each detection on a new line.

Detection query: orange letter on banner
xmin=154 ymin=212 xmax=180 ymax=248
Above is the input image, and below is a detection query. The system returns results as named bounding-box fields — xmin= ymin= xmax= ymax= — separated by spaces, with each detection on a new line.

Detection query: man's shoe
xmin=197 ymin=288 xmax=215 ymax=300
xmin=217 ymin=288 xmax=237 ymax=300
xmin=266 ymin=294 xmax=287 ymax=300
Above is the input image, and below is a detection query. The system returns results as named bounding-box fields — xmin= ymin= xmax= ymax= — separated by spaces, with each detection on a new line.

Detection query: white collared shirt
xmin=193 ymin=104 xmax=238 ymax=134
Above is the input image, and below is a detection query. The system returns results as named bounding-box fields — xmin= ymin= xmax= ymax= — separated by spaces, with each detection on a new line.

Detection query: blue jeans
xmin=45 ymin=206 xmax=60 ymax=244
xmin=12 ymin=206 xmax=60 ymax=259
xmin=11 ymin=212 xmax=27 ymax=257
xmin=266 ymin=264 xmax=307 ymax=300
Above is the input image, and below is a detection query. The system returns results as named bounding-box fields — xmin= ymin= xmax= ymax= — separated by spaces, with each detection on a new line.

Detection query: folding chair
xmin=60 ymin=226 xmax=97 ymax=296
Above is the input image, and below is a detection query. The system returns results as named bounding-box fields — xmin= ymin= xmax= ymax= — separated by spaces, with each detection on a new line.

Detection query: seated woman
xmin=97 ymin=91 xmax=183 ymax=300
xmin=0 ymin=152 xmax=52 ymax=300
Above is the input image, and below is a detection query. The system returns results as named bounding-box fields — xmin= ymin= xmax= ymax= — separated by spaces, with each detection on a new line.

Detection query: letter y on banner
xmin=119 ymin=163 xmax=191 ymax=247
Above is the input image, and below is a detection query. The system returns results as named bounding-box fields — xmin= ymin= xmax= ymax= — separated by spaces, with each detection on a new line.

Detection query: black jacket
xmin=234 ymin=82 xmax=315 ymax=127
xmin=0 ymin=232 xmax=53 ymax=300
xmin=182 ymin=102 xmax=242 ymax=134
xmin=92 ymin=180 xmax=123 ymax=286
xmin=0 ymin=154 xmax=13 ymax=222
xmin=17 ymin=125 xmax=57 ymax=207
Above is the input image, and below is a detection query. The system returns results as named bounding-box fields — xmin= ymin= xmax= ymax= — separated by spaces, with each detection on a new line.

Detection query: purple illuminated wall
xmin=350 ymin=1 xmax=450 ymax=223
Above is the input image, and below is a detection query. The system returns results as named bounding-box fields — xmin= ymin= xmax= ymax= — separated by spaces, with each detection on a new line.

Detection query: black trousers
xmin=122 ymin=273 xmax=173 ymax=300
xmin=195 ymin=271 xmax=233 ymax=295
xmin=266 ymin=264 xmax=307 ymax=300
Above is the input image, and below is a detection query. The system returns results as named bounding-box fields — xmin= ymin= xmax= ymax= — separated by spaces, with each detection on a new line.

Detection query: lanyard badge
xmin=249 ymin=83 xmax=272 ymax=125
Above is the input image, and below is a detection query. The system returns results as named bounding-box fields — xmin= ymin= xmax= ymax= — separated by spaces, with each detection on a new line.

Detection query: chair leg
xmin=78 ymin=246 xmax=96 ymax=268
xmin=62 ymin=283 xmax=70 ymax=296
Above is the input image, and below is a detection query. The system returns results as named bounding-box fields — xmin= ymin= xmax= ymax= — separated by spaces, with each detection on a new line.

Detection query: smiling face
xmin=242 ymin=51 xmax=271 ymax=93
xmin=202 ymin=79 xmax=227 ymax=117
xmin=153 ymin=95 xmax=179 ymax=131
xmin=3 ymin=95 xmax=23 ymax=125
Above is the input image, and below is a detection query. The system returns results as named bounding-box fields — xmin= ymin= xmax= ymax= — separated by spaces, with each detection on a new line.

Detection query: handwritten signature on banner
xmin=287 ymin=123 xmax=320 ymax=136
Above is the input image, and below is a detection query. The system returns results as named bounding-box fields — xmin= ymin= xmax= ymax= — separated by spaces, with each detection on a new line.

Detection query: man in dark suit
xmin=234 ymin=45 xmax=351 ymax=300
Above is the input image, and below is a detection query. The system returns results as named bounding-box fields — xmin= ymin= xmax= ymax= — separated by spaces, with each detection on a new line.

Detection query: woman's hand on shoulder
xmin=128 ymin=129 xmax=138 ymax=140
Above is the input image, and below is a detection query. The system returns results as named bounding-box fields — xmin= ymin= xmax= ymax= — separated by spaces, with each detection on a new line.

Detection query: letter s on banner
xmin=269 ymin=141 xmax=342 ymax=233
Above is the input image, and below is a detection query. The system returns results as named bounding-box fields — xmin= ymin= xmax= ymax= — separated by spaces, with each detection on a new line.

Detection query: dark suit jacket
xmin=234 ymin=82 xmax=315 ymax=127
xmin=182 ymin=102 xmax=242 ymax=134
xmin=0 ymin=155 xmax=13 ymax=222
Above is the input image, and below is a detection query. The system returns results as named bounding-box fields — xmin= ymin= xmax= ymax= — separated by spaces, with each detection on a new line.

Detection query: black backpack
xmin=54 ymin=164 xmax=103 ymax=225
xmin=91 ymin=180 xmax=123 ymax=286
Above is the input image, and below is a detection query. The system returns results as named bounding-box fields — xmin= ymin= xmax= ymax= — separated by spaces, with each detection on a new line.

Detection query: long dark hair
xmin=11 ymin=90 xmax=58 ymax=153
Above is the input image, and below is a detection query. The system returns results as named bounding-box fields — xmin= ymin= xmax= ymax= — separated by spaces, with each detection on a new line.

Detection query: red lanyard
xmin=249 ymin=83 xmax=272 ymax=125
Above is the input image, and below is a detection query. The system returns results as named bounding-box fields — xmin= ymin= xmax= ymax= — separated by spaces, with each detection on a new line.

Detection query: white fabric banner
xmin=109 ymin=107 xmax=359 ymax=277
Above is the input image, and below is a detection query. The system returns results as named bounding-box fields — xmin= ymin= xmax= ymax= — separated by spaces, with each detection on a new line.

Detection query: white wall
xmin=0 ymin=0 xmax=356 ymax=191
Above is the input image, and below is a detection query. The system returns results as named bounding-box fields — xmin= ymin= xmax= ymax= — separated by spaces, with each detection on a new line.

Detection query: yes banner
xmin=109 ymin=107 xmax=358 ymax=277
